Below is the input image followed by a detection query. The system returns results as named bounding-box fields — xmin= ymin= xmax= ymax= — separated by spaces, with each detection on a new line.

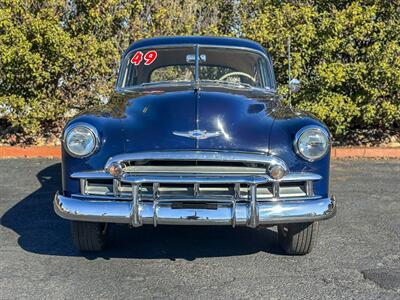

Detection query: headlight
xmin=294 ymin=126 xmax=330 ymax=161
xmin=64 ymin=123 xmax=99 ymax=157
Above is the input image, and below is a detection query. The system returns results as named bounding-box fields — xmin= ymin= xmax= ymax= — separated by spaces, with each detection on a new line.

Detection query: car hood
xmin=108 ymin=86 xmax=277 ymax=153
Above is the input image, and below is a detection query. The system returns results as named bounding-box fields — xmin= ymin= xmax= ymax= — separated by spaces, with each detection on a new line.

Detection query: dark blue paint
xmin=122 ymin=90 xmax=197 ymax=152
xmin=197 ymin=90 xmax=274 ymax=153
xmin=124 ymin=36 xmax=267 ymax=58
xmin=62 ymin=37 xmax=331 ymax=198
xmin=61 ymin=113 xmax=124 ymax=196
xmin=268 ymin=110 xmax=331 ymax=198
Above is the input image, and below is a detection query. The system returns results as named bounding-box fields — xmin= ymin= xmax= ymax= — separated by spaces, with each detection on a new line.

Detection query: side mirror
xmin=288 ymin=78 xmax=301 ymax=93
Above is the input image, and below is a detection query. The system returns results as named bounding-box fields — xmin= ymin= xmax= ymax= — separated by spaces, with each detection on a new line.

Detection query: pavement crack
xmin=361 ymin=268 xmax=400 ymax=293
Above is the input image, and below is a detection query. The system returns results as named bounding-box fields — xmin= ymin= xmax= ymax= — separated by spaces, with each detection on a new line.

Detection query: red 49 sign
xmin=131 ymin=50 xmax=158 ymax=66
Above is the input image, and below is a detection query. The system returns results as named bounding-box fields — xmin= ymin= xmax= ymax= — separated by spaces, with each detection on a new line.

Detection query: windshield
xmin=118 ymin=46 xmax=274 ymax=90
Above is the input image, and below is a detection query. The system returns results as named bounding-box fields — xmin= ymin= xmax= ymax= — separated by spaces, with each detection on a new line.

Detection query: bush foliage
xmin=0 ymin=0 xmax=399 ymax=144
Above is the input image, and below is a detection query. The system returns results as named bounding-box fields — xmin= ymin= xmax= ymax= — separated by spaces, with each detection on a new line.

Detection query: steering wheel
xmin=218 ymin=72 xmax=256 ymax=83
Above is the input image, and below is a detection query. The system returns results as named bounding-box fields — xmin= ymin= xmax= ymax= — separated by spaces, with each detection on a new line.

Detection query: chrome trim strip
xmin=279 ymin=173 xmax=321 ymax=182
xmin=71 ymin=194 xmax=131 ymax=201
xmin=252 ymin=195 xmax=321 ymax=202
xmin=70 ymin=193 xmax=321 ymax=203
xmin=104 ymin=151 xmax=287 ymax=171
xmin=72 ymin=171 xmax=113 ymax=179
xmin=121 ymin=175 xmax=270 ymax=185
xmin=72 ymin=170 xmax=321 ymax=182
xmin=54 ymin=193 xmax=336 ymax=226
xmin=72 ymin=171 xmax=321 ymax=188
xmin=123 ymin=165 xmax=267 ymax=174
xmin=146 ymin=197 xmax=237 ymax=203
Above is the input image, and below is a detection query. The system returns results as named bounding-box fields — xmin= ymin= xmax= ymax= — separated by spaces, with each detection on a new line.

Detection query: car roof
xmin=124 ymin=36 xmax=267 ymax=57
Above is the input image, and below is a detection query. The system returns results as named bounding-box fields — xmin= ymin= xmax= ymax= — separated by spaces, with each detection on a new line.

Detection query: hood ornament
xmin=173 ymin=129 xmax=222 ymax=140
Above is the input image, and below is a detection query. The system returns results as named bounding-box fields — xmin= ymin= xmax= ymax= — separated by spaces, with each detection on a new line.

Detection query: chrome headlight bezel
xmin=294 ymin=126 xmax=330 ymax=162
xmin=63 ymin=123 xmax=100 ymax=158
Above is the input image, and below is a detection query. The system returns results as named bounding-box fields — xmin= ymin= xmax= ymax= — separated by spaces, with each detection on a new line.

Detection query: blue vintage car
xmin=54 ymin=36 xmax=336 ymax=255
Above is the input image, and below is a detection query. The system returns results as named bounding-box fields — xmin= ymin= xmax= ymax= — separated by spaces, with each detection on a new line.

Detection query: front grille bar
xmin=305 ymin=181 xmax=314 ymax=196
xmin=121 ymin=174 xmax=269 ymax=185
xmin=72 ymin=171 xmax=321 ymax=182
xmin=131 ymin=184 xmax=140 ymax=226
xmin=249 ymin=185 xmax=258 ymax=228
xmin=76 ymin=172 xmax=320 ymax=201
xmin=272 ymin=182 xmax=280 ymax=198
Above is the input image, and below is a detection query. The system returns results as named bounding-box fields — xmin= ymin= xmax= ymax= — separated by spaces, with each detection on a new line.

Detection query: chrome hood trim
xmin=104 ymin=150 xmax=287 ymax=172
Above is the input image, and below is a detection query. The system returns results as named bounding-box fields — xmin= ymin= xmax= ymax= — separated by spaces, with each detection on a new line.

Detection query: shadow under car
xmin=1 ymin=162 xmax=284 ymax=260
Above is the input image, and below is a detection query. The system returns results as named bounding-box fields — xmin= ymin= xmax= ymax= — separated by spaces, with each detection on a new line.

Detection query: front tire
xmin=70 ymin=221 xmax=108 ymax=252
xmin=278 ymin=222 xmax=319 ymax=255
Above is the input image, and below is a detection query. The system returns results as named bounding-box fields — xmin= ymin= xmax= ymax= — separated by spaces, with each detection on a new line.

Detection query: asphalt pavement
xmin=0 ymin=159 xmax=399 ymax=299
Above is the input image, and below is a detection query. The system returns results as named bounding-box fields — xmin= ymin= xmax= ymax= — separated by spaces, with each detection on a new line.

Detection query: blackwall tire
xmin=278 ymin=222 xmax=319 ymax=255
xmin=70 ymin=221 xmax=108 ymax=252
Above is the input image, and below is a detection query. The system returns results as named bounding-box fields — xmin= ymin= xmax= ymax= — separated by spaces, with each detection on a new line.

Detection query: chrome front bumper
xmin=54 ymin=193 xmax=336 ymax=227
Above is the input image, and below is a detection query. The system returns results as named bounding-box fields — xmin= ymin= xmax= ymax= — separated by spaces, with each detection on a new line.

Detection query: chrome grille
xmin=122 ymin=159 xmax=267 ymax=175
xmin=81 ymin=179 xmax=308 ymax=200
xmin=74 ymin=151 xmax=319 ymax=202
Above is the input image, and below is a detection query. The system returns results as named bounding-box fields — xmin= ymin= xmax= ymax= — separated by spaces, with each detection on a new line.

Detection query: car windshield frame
xmin=117 ymin=44 xmax=276 ymax=92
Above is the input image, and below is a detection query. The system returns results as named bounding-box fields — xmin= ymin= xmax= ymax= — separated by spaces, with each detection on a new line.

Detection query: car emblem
xmin=173 ymin=129 xmax=222 ymax=140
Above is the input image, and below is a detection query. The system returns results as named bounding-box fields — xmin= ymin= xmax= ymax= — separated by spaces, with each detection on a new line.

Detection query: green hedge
xmin=0 ymin=0 xmax=399 ymax=144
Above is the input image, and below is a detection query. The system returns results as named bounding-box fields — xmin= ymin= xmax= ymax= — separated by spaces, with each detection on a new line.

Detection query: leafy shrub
xmin=240 ymin=0 xmax=400 ymax=140
xmin=0 ymin=0 xmax=399 ymax=144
